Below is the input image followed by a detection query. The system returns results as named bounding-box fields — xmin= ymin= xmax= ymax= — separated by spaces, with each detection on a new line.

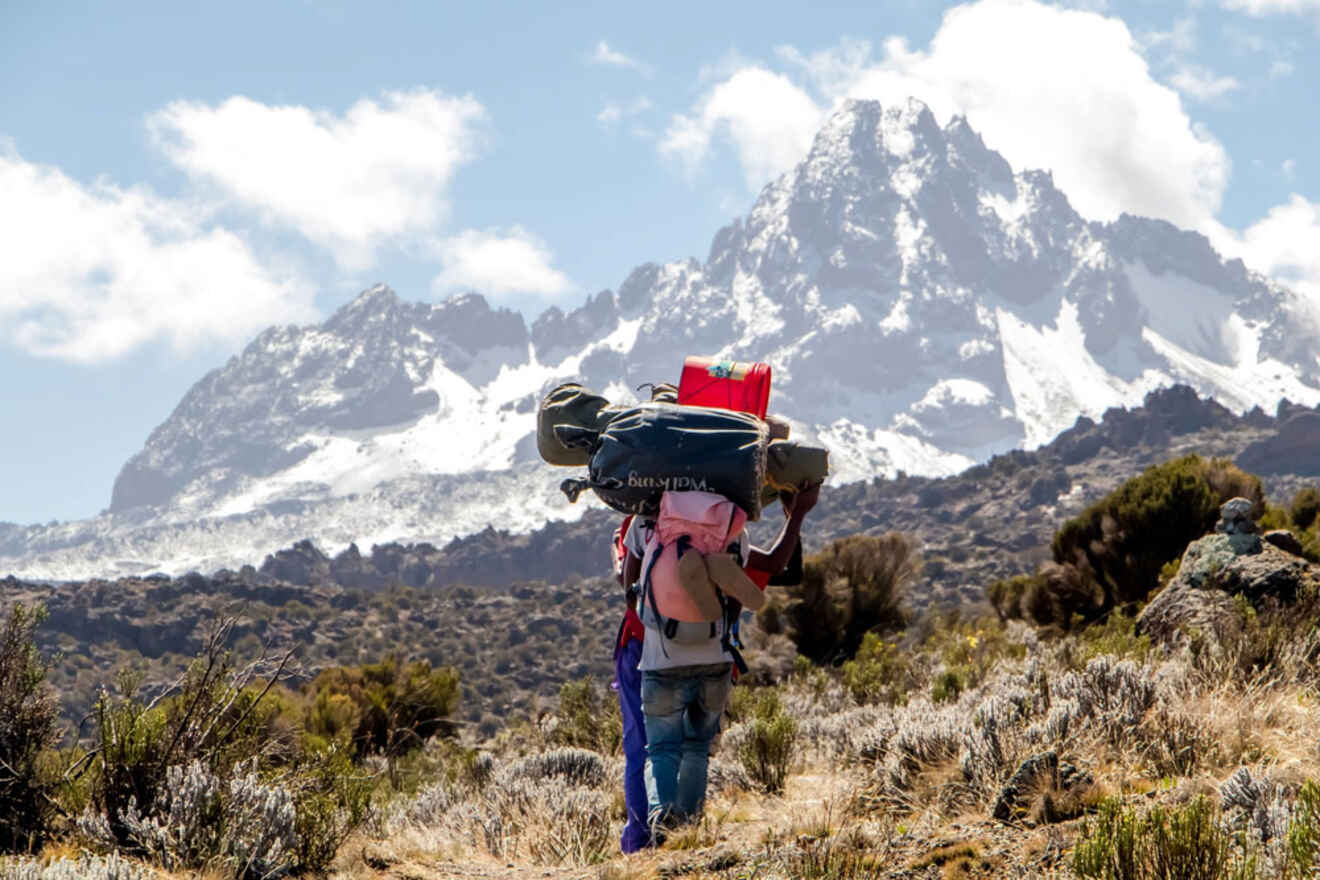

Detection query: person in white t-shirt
xmin=619 ymin=483 xmax=819 ymax=834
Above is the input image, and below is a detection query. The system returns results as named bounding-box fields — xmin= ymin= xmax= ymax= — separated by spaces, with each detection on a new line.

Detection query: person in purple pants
xmin=612 ymin=589 xmax=649 ymax=853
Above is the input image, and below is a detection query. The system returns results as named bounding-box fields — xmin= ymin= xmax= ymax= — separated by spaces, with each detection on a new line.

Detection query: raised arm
xmin=746 ymin=482 xmax=820 ymax=574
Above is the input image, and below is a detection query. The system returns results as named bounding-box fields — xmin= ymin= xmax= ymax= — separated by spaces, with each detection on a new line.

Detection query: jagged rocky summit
xmin=5 ymin=98 xmax=1320 ymax=580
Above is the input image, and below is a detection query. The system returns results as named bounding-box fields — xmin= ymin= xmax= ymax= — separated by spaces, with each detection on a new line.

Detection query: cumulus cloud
xmin=149 ymin=90 xmax=487 ymax=270
xmin=1233 ymin=196 xmax=1320 ymax=300
xmin=431 ymin=228 xmax=574 ymax=300
xmin=659 ymin=67 xmax=823 ymax=189
xmin=835 ymin=2 xmax=1230 ymax=228
xmin=0 ymin=145 xmax=313 ymax=362
xmin=590 ymin=41 xmax=650 ymax=74
xmin=669 ymin=0 xmax=1231 ymax=230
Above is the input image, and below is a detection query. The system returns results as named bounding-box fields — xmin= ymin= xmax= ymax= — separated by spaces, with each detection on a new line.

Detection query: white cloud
xmin=659 ymin=67 xmax=824 ymax=189
xmin=590 ymin=41 xmax=650 ymax=74
xmin=1169 ymin=65 xmax=1243 ymax=100
xmin=148 ymin=90 xmax=487 ymax=270
xmin=1232 ymin=196 xmax=1320 ymax=300
xmin=1223 ymin=0 xmax=1320 ymax=14
xmin=596 ymin=97 xmax=653 ymax=129
xmin=672 ymin=0 xmax=1230 ymax=231
xmin=1283 ymin=158 xmax=1298 ymax=178
xmin=431 ymin=228 xmax=574 ymax=300
xmin=0 ymin=145 xmax=313 ymax=362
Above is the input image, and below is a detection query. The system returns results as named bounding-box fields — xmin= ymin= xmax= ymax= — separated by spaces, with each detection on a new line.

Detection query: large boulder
xmin=1137 ymin=535 xmax=1318 ymax=646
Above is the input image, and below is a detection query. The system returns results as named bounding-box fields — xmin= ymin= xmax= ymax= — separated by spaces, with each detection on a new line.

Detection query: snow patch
xmin=1141 ymin=326 xmax=1320 ymax=412
xmin=819 ymin=418 xmax=975 ymax=484
xmin=1124 ymin=261 xmax=1243 ymax=363
xmin=998 ymin=300 xmax=1168 ymax=447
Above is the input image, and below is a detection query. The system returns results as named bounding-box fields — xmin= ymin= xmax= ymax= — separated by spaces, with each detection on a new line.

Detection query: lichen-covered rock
xmin=1177 ymin=534 xmax=1248 ymax=589
xmin=1138 ymin=534 xmax=1318 ymax=645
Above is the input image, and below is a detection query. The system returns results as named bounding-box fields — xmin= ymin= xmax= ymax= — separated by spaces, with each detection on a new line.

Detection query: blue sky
xmin=2 ymin=0 xmax=1318 ymax=525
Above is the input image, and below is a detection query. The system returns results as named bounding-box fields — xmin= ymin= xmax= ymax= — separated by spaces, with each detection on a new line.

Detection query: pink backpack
xmin=640 ymin=491 xmax=749 ymax=668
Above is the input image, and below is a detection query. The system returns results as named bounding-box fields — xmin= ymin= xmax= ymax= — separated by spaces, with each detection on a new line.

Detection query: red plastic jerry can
xmin=677 ymin=357 xmax=772 ymax=420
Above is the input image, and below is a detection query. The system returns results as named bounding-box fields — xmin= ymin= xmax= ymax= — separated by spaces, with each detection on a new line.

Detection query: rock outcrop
xmin=1137 ymin=498 xmax=1319 ymax=645
xmin=1238 ymin=413 xmax=1320 ymax=476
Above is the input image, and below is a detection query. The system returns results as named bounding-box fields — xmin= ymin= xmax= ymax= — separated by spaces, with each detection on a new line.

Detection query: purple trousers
xmin=614 ymin=635 xmax=650 ymax=852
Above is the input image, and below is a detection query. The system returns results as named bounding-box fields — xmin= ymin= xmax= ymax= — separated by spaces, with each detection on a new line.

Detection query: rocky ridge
xmin=11 ymin=386 xmax=1320 ymax=732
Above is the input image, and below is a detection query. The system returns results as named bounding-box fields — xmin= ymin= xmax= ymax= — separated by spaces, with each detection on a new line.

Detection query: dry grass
xmin=320 ymin=596 xmax=1320 ymax=880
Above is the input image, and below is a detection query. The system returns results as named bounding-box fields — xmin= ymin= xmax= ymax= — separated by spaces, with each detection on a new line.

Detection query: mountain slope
xmin=4 ymin=98 xmax=1319 ymax=580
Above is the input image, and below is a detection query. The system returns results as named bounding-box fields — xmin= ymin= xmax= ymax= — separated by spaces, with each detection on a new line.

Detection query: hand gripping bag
xmin=558 ymin=403 xmax=768 ymax=520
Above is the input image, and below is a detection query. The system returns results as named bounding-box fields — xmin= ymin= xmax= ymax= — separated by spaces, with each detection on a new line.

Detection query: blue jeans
xmin=641 ymin=663 xmax=732 ymax=824
xmin=613 ymin=636 xmax=649 ymax=852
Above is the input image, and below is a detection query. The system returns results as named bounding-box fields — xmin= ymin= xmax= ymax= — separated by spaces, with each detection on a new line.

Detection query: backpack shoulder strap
xmin=640 ymin=536 xmax=672 ymax=659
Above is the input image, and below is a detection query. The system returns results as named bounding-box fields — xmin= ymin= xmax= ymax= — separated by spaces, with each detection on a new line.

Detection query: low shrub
xmin=919 ymin=611 xmax=1028 ymax=694
xmin=504 ymin=748 xmax=607 ymax=788
xmin=286 ymin=743 xmax=374 ymax=874
xmin=929 ymin=669 xmax=965 ymax=704
xmin=548 ymin=677 xmax=620 ymax=754
xmin=1071 ymin=796 xmax=1255 ymax=880
xmin=87 ymin=620 xmax=299 ymax=849
xmin=0 ymin=852 xmax=155 ymax=879
xmin=997 ymin=456 xmax=1264 ymax=628
xmin=841 ymin=633 xmax=914 ymax=706
xmin=303 ymin=655 xmax=460 ymax=763
xmin=117 ymin=758 xmax=296 ymax=876
xmin=1284 ymin=780 xmax=1320 ymax=878
xmin=1289 ymin=487 xmax=1320 ymax=533
xmin=1076 ymin=611 xmax=1153 ymax=665
xmin=761 ymin=534 xmax=918 ymax=665
xmin=0 ymin=603 xmax=60 ymax=853
xmin=730 ymin=689 xmax=798 ymax=795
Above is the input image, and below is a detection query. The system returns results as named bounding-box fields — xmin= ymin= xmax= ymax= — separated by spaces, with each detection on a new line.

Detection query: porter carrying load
xmin=538 ymin=357 xmax=830 ymax=519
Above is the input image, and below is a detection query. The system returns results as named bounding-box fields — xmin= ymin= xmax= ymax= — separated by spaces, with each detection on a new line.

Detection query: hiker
xmin=611 ymin=514 xmax=650 ymax=853
xmin=610 ymin=383 xmax=680 ymax=854
xmin=622 ymin=482 xmax=819 ymax=838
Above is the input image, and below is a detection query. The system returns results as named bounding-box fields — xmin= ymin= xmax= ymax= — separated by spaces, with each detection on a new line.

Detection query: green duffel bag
xmin=537 ymin=383 xmax=624 ymax=466
xmin=762 ymin=440 xmax=830 ymax=504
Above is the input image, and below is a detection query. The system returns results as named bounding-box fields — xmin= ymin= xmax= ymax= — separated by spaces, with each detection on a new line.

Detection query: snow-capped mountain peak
xmin=6 ymin=98 xmax=1319 ymax=580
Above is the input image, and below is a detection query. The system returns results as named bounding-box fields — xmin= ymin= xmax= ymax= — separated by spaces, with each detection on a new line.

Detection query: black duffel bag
xmin=559 ymin=403 xmax=768 ymax=519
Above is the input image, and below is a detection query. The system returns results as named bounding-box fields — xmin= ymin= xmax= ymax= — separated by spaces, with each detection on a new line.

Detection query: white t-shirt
xmin=625 ymin=518 xmax=750 ymax=671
